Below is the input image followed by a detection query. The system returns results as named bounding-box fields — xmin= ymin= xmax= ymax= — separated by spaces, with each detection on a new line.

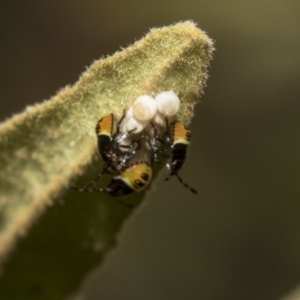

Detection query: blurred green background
xmin=1 ymin=1 xmax=300 ymax=300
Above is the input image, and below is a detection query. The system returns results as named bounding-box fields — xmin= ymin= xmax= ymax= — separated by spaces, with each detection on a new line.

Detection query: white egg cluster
xmin=121 ymin=91 xmax=180 ymax=134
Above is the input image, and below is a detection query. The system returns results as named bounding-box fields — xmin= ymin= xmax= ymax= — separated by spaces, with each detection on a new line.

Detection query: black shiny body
xmin=95 ymin=111 xmax=139 ymax=174
xmin=169 ymin=143 xmax=188 ymax=177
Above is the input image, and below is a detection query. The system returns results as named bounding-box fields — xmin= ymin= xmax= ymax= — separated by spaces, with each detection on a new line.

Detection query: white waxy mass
xmin=132 ymin=95 xmax=157 ymax=122
xmin=121 ymin=91 xmax=181 ymax=134
xmin=155 ymin=90 xmax=180 ymax=117
xmin=121 ymin=117 xmax=148 ymax=133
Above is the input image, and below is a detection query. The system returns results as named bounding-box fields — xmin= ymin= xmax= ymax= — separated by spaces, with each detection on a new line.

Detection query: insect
xmin=95 ymin=109 xmax=140 ymax=173
xmin=69 ymin=161 xmax=152 ymax=204
xmin=99 ymin=161 xmax=152 ymax=197
xmin=146 ymin=120 xmax=197 ymax=194
xmin=165 ymin=121 xmax=191 ymax=178
xmin=70 ymin=110 xmax=153 ymax=204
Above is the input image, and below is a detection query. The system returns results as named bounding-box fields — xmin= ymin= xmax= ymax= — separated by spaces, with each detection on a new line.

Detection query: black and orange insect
xmin=147 ymin=120 xmax=197 ymax=194
xmin=95 ymin=110 xmax=139 ymax=173
xmin=70 ymin=110 xmax=153 ymax=203
xmin=165 ymin=121 xmax=191 ymax=177
xmin=69 ymin=161 xmax=152 ymax=203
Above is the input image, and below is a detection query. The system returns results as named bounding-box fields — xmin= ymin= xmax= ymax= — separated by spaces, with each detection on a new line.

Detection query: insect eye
xmin=141 ymin=173 xmax=149 ymax=181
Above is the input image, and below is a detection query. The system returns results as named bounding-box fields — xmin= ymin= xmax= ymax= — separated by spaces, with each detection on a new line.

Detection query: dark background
xmin=1 ymin=1 xmax=300 ymax=300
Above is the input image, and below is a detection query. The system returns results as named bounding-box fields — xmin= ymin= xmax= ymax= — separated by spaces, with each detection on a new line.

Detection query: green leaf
xmin=0 ymin=21 xmax=213 ymax=299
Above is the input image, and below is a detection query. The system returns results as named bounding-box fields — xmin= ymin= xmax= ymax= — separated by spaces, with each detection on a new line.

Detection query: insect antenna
xmin=69 ymin=168 xmax=133 ymax=208
xmin=69 ymin=167 xmax=107 ymax=192
xmin=70 ymin=185 xmax=133 ymax=208
xmin=165 ymin=172 xmax=197 ymax=194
